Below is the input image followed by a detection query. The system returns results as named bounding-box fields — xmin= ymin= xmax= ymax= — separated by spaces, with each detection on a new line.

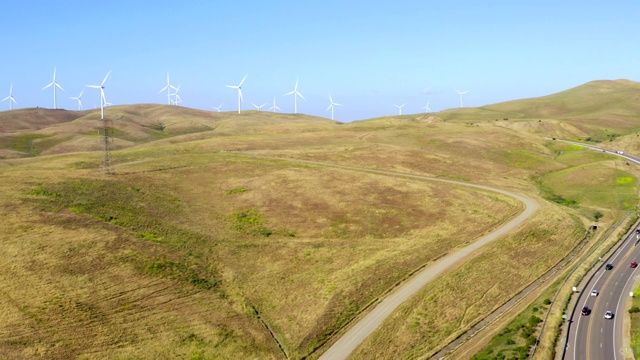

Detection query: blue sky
xmin=1 ymin=1 xmax=639 ymax=122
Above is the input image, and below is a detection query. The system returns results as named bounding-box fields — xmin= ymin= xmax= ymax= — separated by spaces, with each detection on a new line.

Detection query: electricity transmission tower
xmin=98 ymin=119 xmax=114 ymax=175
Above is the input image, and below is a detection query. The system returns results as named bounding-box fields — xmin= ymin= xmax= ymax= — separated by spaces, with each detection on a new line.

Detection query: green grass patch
xmin=631 ymin=285 xmax=640 ymax=357
xmin=537 ymin=164 xmax=638 ymax=210
xmin=28 ymin=179 xmax=221 ymax=290
xmin=472 ymin=299 xmax=550 ymax=360
xmin=225 ymin=187 xmax=248 ymax=195
xmin=230 ymin=209 xmax=273 ymax=237
xmin=0 ymin=134 xmax=63 ymax=156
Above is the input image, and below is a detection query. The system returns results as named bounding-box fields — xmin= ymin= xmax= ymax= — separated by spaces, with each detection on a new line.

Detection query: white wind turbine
xmin=394 ymin=103 xmax=406 ymax=115
xmin=421 ymin=101 xmax=431 ymax=113
xmin=212 ymin=104 xmax=223 ymax=112
xmin=284 ymin=78 xmax=305 ymax=114
xmin=42 ymin=66 xmax=64 ymax=109
xmin=86 ymin=71 xmax=111 ymax=120
xmin=171 ymin=84 xmax=182 ymax=105
xmin=326 ymin=94 xmax=341 ymax=120
xmin=252 ymin=102 xmax=266 ymax=111
xmin=69 ymin=89 xmax=84 ymax=110
xmin=226 ymin=74 xmax=248 ymax=114
xmin=2 ymin=84 xmax=17 ymax=110
xmin=159 ymin=72 xmax=177 ymax=105
xmin=456 ymin=90 xmax=468 ymax=108
xmin=268 ymin=97 xmax=280 ymax=113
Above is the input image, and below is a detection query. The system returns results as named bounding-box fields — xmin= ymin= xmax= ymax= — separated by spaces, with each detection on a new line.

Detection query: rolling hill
xmin=0 ymin=80 xmax=639 ymax=359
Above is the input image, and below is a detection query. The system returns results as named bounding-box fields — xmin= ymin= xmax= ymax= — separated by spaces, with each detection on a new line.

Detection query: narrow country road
xmin=254 ymin=157 xmax=539 ymax=360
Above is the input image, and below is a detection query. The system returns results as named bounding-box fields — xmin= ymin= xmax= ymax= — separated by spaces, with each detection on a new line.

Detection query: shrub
xmin=528 ymin=315 xmax=542 ymax=327
xmin=629 ymin=306 xmax=640 ymax=314
xmin=543 ymin=298 xmax=551 ymax=305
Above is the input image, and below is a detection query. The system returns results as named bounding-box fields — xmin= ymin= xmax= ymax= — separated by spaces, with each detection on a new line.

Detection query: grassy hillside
xmin=0 ymin=79 xmax=639 ymax=358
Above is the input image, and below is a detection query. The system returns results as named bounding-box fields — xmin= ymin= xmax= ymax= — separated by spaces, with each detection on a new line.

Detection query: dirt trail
xmin=256 ymin=158 xmax=538 ymax=360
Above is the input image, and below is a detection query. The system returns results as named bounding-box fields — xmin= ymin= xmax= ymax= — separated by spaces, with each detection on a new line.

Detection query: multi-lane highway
xmin=565 ymin=229 xmax=639 ymax=359
xmin=560 ymin=141 xmax=640 ymax=360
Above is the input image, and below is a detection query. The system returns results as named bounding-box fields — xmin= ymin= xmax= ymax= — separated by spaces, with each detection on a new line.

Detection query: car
xmin=616 ymin=150 xmax=624 ymax=155
xmin=581 ymin=306 xmax=591 ymax=316
xmin=632 ymin=262 xmax=638 ymax=268
xmin=590 ymin=289 xmax=599 ymax=297
xmin=605 ymin=263 xmax=614 ymax=270
xmin=636 ymin=228 xmax=640 ymax=234
xmin=604 ymin=311 xmax=614 ymax=319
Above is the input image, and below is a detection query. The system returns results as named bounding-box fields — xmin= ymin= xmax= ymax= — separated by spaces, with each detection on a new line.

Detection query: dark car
xmin=581 ymin=306 xmax=591 ymax=316
xmin=605 ymin=263 xmax=614 ymax=270
xmin=631 ymin=262 xmax=638 ymax=268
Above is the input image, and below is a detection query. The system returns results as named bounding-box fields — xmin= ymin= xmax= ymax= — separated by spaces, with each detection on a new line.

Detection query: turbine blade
xmin=298 ymin=92 xmax=305 ymax=100
xmin=225 ymin=85 xmax=237 ymax=89
xmin=56 ymin=83 xmax=64 ymax=91
xmin=159 ymin=85 xmax=168 ymax=93
xmin=238 ymin=89 xmax=243 ymax=102
xmin=42 ymin=82 xmax=53 ymax=90
xmin=86 ymin=85 xmax=101 ymax=89
xmin=101 ymin=70 xmax=111 ymax=86
xmin=284 ymin=90 xmax=295 ymax=96
xmin=326 ymin=104 xmax=332 ymax=112
xmin=239 ymin=74 xmax=248 ymax=87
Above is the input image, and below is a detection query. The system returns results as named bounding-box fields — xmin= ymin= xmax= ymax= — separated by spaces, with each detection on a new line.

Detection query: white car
xmin=590 ymin=289 xmax=598 ymax=297
xmin=604 ymin=311 xmax=614 ymax=319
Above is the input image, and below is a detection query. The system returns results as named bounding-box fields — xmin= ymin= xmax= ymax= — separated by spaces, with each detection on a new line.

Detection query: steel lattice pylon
xmin=98 ymin=119 xmax=114 ymax=175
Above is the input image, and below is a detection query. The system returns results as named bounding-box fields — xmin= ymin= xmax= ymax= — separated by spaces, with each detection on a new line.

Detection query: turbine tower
xmin=42 ymin=66 xmax=64 ymax=109
xmin=326 ymin=94 xmax=341 ymax=121
xmin=171 ymin=84 xmax=182 ymax=105
xmin=212 ymin=104 xmax=223 ymax=112
xmin=394 ymin=103 xmax=406 ymax=115
xmin=2 ymin=84 xmax=17 ymax=110
xmin=284 ymin=78 xmax=305 ymax=114
xmin=225 ymin=74 xmax=247 ymax=114
xmin=252 ymin=103 xmax=266 ymax=111
xmin=69 ymin=89 xmax=84 ymax=110
xmin=421 ymin=101 xmax=431 ymax=113
xmin=159 ymin=72 xmax=177 ymax=105
xmin=268 ymin=97 xmax=280 ymax=113
xmin=456 ymin=90 xmax=468 ymax=108
xmin=86 ymin=70 xmax=111 ymax=120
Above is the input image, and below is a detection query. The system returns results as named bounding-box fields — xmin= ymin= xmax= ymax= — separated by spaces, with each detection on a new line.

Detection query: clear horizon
xmin=1 ymin=1 xmax=639 ymax=122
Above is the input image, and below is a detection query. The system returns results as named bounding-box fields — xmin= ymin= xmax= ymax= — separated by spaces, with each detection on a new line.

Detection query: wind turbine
xmin=2 ymin=84 xmax=17 ymax=110
xmin=252 ymin=102 xmax=266 ymax=111
xmin=225 ymin=74 xmax=247 ymax=114
xmin=421 ymin=101 xmax=431 ymax=113
xmin=268 ymin=97 xmax=280 ymax=113
xmin=326 ymin=94 xmax=341 ymax=120
xmin=212 ymin=104 xmax=223 ymax=112
xmin=86 ymin=70 xmax=111 ymax=120
xmin=284 ymin=78 xmax=305 ymax=114
xmin=69 ymin=89 xmax=84 ymax=110
xmin=456 ymin=90 xmax=468 ymax=108
xmin=159 ymin=72 xmax=177 ymax=105
xmin=394 ymin=103 xmax=406 ymax=115
xmin=42 ymin=66 xmax=64 ymax=109
xmin=170 ymin=84 xmax=182 ymax=105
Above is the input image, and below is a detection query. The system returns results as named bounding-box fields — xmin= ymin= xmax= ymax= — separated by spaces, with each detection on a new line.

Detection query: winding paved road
xmin=255 ymin=157 xmax=539 ymax=360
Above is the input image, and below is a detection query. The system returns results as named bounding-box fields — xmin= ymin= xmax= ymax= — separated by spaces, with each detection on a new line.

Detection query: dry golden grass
xmin=349 ymin=201 xmax=582 ymax=359
xmin=1 ymin=86 xmax=639 ymax=359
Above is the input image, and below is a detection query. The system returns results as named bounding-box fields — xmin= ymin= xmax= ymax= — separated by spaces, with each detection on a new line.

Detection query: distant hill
xmin=437 ymin=79 xmax=640 ymax=136
xmin=0 ymin=104 xmax=338 ymax=158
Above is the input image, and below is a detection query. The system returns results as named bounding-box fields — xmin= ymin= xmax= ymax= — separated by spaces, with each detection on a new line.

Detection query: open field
xmin=1 ymin=79 xmax=640 ymax=359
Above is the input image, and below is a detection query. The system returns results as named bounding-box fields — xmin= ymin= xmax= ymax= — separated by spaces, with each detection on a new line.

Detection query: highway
xmin=565 ymin=230 xmax=639 ymax=360
xmin=559 ymin=140 xmax=640 ymax=360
